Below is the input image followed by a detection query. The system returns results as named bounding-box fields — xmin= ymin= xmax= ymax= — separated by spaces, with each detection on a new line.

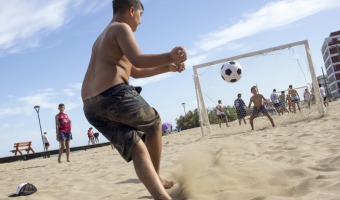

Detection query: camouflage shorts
xmin=83 ymin=83 xmax=161 ymax=162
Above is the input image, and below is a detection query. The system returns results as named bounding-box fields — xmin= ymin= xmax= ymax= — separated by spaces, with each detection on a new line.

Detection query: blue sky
xmin=1 ymin=0 xmax=340 ymax=156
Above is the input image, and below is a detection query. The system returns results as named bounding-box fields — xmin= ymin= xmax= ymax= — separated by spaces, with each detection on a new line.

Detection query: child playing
xmin=248 ymin=86 xmax=275 ymax=131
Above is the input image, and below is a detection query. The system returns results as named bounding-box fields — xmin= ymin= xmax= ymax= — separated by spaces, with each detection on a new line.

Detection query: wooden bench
xmin=10 ymin=142 xmax=35 ymax=156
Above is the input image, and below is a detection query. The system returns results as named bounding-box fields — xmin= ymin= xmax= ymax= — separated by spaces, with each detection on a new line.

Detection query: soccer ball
xmin=220 ymin=61 xmax=242 ymax=83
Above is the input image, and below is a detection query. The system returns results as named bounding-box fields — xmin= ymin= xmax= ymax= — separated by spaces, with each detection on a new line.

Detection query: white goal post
xmin=193 ymin=40 xmax=326 ymax=136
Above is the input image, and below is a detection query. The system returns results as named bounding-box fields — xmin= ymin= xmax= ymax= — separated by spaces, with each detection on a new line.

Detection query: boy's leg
xmin=144 ymin=122 xmax=174 ymax=189
xmin=249 ymin=115 xmax=255 ymax=130
xmin=65 ymin=140 xmax=70 ymax=162
xmin=58 ymin=141 xmax=65 ymax=163
xmin=263 ymin=112 xmax=275 ymax=127
xmin=225 ymin=116 xmax=230 ymax=127
xmin=132 ymin=140 xmax=172 ymax=200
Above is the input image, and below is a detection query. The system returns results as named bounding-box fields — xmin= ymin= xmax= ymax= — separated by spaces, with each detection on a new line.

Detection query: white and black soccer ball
xmin=220 ymin=61 xmax=242 ymax=83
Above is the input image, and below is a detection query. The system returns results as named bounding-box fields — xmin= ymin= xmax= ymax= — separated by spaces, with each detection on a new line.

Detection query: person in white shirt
xmin=215 ymin=100 xmax=230 ymax=128
xmin=303 ymin=89 xmax=311 ymax=109
xmin=270 ymin=89 xmax=283 ymax=115
xmin=319 ymin=84 xmax=329 ymax=107
xmin=43 ymin=132 xmax=50 ymax=151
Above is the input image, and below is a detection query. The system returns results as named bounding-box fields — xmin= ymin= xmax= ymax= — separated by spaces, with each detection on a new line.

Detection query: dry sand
xmin=1 ymin=101 xmax=340 ymax=200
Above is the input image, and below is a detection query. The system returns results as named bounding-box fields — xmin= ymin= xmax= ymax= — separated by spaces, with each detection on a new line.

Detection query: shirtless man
xmin=288 ymin=85 xmax=301 ymax=113
xmin=248 ymin=86 xmax=275 ymax=131
xmin=81 ymin=1 xmax=186 ymax=199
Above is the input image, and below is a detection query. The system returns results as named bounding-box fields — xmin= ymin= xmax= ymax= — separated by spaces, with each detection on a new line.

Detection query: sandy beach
xmin=1 ymin=100 xmax=340 ymax=200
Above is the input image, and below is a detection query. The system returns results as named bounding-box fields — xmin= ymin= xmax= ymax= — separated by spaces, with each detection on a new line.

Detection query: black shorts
xmin=83 ymin=83 xmax=160 ymax=162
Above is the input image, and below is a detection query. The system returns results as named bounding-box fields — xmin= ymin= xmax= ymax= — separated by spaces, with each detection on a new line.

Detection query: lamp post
xmin=34 ymin=105 xmax=46 ymax=152
xmin=181 ymin=103 xmax=186 ymax=115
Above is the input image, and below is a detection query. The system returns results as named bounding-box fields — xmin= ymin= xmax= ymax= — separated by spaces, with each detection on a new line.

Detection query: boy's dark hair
xmin=58 ymin=103 xmax=65 ymax=108
xmin=237 ymin=93 xmax=241 ymax=97
xmin=112 ymin=0 xmax=144 ymax=15
xmin=251 ymin=86 xmax=256 ymax=92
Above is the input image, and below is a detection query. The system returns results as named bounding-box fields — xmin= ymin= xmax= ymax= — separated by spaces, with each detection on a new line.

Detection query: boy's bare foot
xmin=58 ymin=160 xmax=61 ymax=163
xmin=67 ymin=160 xmax=70 ymax=162
xmin=161 ymin=178 xmax=174 ymax=189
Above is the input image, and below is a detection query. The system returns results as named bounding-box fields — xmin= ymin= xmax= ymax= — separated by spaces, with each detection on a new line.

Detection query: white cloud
xmin=0 ymin=1 xmax=70 ymax=53
xmin=63 ymin=89 xmax=75 ymax=97
xmin=68 ymin=83 xmax=82 ymax=90
xmin=194 ymin=0 xmax=340 ymax=52
xmin=0 ymin=88 xmax=82 ymax=119
xmin=130 ymin=73 xmax=172 ymax=87
xmin=0 ymin=0 xmax=106 ymax=55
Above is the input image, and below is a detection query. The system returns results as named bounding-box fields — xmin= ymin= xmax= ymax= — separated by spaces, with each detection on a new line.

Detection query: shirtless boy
xmin=248 ymin=86 xmax=275 ymax=131
xmin=81 ymin=1 xmax=186 ymax=199
xmin=288 ymin=85 xmax=301 ymax=113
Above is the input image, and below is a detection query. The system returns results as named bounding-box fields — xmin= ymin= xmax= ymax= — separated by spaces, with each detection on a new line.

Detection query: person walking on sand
xmin=43 ymin=132 xmax=50 ymax=151
xmin=303 ymin=88 xmax=311 ymax=109
xmin=279 ymin=91 xmax=289 ymax=113
xmin=56 ymin=103 xmax=72 ymax=163
xmin=43 ymin=131 xmax=51 ymax=158
xmin=319 ymin=84 xmax=329 ymax=107
xmin=87 ymin=127 xmax=94 ymax=145
xmin=234 ymin=93 xmax=247 ymax=126
xmin=288 ymin=85 xmax=301 ymax=113
xmin=270 ymin=89 xmax=283 ymax=115
xmin=215 ymin=100 xmax=230 ymax=128
xmin=94 ymin=132 xmax=100 ymax=144
xmin=81 ymin=1 xmax=187 ymax=199
xmin=248 ymin=86 xmax=275 ymax=131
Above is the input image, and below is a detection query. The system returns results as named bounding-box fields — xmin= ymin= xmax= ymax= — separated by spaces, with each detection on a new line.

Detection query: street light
xmin=34 ymin=105 xmax=46 ymax=152
xmin=181 ymin=103 xmax=186 ymax=115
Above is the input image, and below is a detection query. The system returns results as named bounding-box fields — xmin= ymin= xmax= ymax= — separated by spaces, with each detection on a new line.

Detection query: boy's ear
xmin=129 ymin=6 xmax=135 ymax=17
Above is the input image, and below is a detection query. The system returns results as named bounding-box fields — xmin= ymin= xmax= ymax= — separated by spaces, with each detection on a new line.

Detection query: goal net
xmin=193 ymin=40 xmax=326 ymax=136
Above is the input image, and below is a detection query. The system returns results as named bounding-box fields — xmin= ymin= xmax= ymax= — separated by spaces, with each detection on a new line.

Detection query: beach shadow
xmin=116 ymin=178 xmax=141 ymax=184
xmin=137 ymin=196 xmax=153 ymax=199
xmin=17 ymin=165 xmax=47 ymax=170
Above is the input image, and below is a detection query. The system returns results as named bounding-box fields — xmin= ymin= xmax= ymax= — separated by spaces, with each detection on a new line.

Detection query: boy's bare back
xmin=81 ymin=22 xmax=135 ymax=100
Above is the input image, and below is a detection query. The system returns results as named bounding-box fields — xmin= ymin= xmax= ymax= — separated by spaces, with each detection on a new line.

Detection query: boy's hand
xmin=170 ymin=46 xmax=187 ymax=63
xmin=169 ymin=63 xmax=185 ymax=73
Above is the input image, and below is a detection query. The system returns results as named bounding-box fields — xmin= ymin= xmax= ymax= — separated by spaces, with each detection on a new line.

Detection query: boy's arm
xmin=248 ymin=98 xmax=252 ymax=109
xmin=115 ymin=24 xmax=186 ymax=68
xmin=131 ymin=63 xmax=185 ymax=78
xmin=55 ymin=115 xmax=59 ymax=140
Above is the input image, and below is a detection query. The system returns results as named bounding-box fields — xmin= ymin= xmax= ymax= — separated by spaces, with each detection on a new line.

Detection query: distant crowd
xmin=215 ymin=84 xmax=329 ymax=131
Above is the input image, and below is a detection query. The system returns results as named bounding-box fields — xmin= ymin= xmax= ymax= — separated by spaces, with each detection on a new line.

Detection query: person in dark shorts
xmin=81 ymin=1 xmax=187 ymax=199
xmin=93 ymin=132 xmax=100 ymax=144
xmin=234 ymin=93 xmax=247 ymax=126
xmin=215 ymin=100 xmax=230 ymax=128
xmin=248 ymin=86 xmax=275 ymax=131
xmin=288 ymin=85 xmax=301 ymax=113
xmin=55 ymin=103 xmax=72 ymax=163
